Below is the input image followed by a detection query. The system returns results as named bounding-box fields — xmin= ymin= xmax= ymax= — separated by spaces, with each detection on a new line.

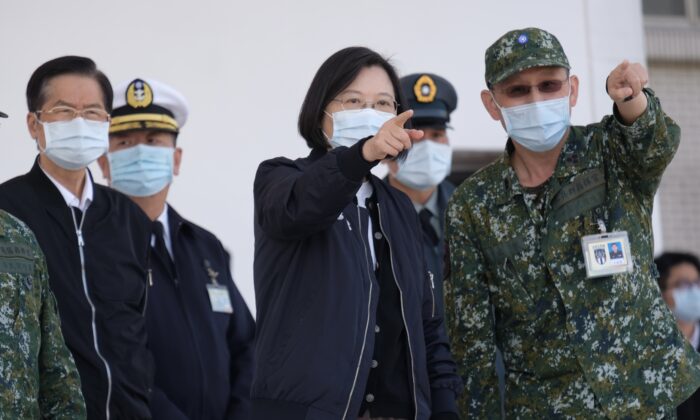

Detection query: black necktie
xmin=153 ymin=221 xmax=175 ymax=274
xmin=419 ymin=208 xmax=439 ymax=247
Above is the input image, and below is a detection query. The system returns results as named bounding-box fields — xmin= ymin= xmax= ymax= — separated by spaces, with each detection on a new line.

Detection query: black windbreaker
xmin=0 ymin=159 xmax=154 ymax=419
xmin=252 ymin=141 xmax=463 ymax=420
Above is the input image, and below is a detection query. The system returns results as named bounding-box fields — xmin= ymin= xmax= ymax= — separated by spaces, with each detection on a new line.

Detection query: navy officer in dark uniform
xmin=386 ymin=73 xmax=457 ymax=316
xmin=97 ymin=78 xmax=255 ymax=420
xmin=389 ymin=73 xmax=510 ymax=416
xmin=0 ymin=56 xmax=154 ymax=419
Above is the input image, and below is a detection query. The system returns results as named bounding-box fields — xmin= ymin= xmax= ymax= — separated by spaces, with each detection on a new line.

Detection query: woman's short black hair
xmin=26 ymin=56 xmax=113 ymax=113
xmin=654 ymin=252 xmax=700 ymax=291
xmin=298 ymin=46 xmax=407 ymax=150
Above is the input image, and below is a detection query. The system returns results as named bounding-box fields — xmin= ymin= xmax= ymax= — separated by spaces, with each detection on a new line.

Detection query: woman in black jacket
xmin=252 ymin=47 xmax=463 ymax=420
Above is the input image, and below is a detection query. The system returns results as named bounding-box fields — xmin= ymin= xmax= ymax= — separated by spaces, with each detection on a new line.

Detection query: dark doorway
xmin=448 ymin=149 xmax=502 ymax=186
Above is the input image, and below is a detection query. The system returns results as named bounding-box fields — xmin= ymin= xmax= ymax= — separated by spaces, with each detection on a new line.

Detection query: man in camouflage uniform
xmin=444 ymin=27 xmax=700 ymax=418
xmin=0 ymin=109 xmax=85 ymax=419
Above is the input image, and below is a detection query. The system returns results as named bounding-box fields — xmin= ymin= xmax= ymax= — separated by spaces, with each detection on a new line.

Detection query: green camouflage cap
xmin=485 ymin=27 xmax=570 ymax=87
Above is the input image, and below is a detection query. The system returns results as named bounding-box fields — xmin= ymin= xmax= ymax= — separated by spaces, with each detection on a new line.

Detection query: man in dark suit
xmin=0 ymin=56 xmax=154 ymax=419
xmin=97 ymin=77 xmax=255 ymax=419
xmin=387 ymin=73 xmax=457 ymax=313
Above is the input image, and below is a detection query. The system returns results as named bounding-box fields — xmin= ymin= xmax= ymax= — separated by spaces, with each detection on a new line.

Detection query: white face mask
xmin=672 ymin=286 xmax=700 ymax=322
xmin=39 ymin=117 xmax=109 ymax=170
xmin=326 ymin=108 xmax=394 ymax=149
xmin=395 ymin=140 xmax=452 ymax=190
xmin=493 ymin=90 xmax=571 ymax=152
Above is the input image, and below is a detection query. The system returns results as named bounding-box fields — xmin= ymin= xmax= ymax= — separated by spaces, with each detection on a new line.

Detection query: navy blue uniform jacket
xmin=421 ymin=180 xmax=455 ymax=319
xmin=252 ymin=142 xmax=463 ymax=420
xmin=148 ymin=205 xmax=255 ymax=420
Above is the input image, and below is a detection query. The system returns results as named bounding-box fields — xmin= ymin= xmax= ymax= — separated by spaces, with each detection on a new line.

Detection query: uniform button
xmin=371 ymin=360 xmax=378 ymax=368
xmin=365 ymin=393 xmax=375 ymax=403
xmin=375 ymin=325 xmax=380 ymax=333
xmin=374 ymin=232 xmax=383 ymax=240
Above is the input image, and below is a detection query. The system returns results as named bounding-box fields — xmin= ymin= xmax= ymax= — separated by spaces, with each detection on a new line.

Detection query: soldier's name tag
xmin=206 ymin=284 xmax=233 ymax=314
xmin=581 ymin=231 xmax=633 ymax=278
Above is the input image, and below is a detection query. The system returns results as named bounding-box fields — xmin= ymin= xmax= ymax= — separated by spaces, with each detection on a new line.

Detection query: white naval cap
xmin=110 ymin=78 xmax=189 ymax=134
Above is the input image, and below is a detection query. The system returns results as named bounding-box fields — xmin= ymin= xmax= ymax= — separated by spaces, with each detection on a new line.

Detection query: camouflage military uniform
xmin=444 ymin=88 xmax=700 ymax=418
xmin=0 ymin=210 xmax=85 ymax=419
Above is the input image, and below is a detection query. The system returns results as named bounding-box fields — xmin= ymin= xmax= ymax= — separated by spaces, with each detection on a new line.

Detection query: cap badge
xmin=414 ymin=75 xmax=437 ymax=103
xmin=517 ymin=33 xmax=528 ymax=44
xmin=126 ymin=79 xmax=154 ymax=109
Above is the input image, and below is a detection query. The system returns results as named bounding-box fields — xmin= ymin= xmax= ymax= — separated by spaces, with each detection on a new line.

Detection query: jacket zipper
xmin=341 ymin=206 xmax=374 ymax=420
xmin=143 ymin=270 xmax=150 ymax=316
xmin=71 ymin=208 xmax=113 ymax=420
xmin=428 ymin=270 xmax=436 ymax=318
xmin=376 ymin=203 xmax=419 ymax=420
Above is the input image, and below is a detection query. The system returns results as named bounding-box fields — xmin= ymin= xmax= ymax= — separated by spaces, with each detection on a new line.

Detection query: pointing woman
xmin=253 ymin=46 xmax=462 ymax=420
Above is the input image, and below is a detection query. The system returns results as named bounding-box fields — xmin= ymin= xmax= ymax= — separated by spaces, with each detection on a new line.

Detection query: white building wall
xmin=0 ymin=0 xmax=648 ymax=311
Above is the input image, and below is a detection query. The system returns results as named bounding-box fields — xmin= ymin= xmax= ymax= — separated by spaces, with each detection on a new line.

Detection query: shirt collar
xmin=493 ymin=141 xmax=523 ymax=205
xmin=356 ymin=181 xmax=374 ymax=208
xmin=412 ymin=189 xmax=439 ymax=216
xmin=496 ymin=129 xmax=584 ymax=205
xmin=39 ymin=164 xmax=94 ymax=211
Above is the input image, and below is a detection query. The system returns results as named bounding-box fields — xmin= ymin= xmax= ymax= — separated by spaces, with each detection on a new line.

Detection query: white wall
xmin=0 ymin=0 xmax=647 ymax=312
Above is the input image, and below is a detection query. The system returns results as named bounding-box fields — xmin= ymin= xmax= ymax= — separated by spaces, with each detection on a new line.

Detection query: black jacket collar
xmin=26 ymin=156 xmax=114 ymax=234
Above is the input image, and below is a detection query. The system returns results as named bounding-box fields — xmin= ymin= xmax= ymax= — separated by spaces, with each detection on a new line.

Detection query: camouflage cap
xmin=485 ymin=27 xmax=570 ymax=88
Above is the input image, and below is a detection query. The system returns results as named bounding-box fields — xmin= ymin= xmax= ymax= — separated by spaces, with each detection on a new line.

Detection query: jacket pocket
xmin=483 ymin=238 xmax=536 ymax=320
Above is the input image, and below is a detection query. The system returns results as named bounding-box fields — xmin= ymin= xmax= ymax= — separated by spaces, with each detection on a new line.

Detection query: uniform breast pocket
xmin=0 ymin=250 xmax=37 ymax=326
xmin=551 ymin=168 xmax=606 ymax=225
xmin=0 ymin=273 xmax=21 ymax=330
xmin=484 ymin=238 xmax=536 ymax=320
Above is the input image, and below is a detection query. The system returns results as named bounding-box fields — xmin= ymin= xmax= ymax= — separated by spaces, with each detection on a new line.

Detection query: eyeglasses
xmin=671 ymin=278 xmax=700 ymax=290
xmin=493 ymin=78 xmax=570 ymax=99
xmin=331 ymin=94 xmax=398 ymax=114
xmin=35 ymin=106 xmax=111 ymax=123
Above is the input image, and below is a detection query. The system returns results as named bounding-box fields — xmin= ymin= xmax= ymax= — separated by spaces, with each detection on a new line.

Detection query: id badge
xmin=581 ymin=231 xmax=633 ymax=278
xmin=206 ymin=284 xmax=234 ymax=313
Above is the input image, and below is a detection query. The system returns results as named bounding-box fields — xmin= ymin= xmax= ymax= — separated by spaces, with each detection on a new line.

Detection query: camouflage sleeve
xmin=35 ymin=250 xmax=87 ymax=419
xmin=444 ymin=196 xmax=500 ymax=417
xmin=604 ymin=88 xmax=680 ymax=201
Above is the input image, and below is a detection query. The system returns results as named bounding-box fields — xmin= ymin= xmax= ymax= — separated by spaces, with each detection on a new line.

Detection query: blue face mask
xmin=493 ymin=92 xmax=571 ymax=152
xmin=40 ymin=118 xmax=109 ymax=170
xmin=395 ymin=139 xmax=452 ymax=190
xmin=672 ymin=286 xmax=700 ymax=322
xmin=326 ymin=108 xmax=394 ymax=149
xmin=107 ymin=144 xmax=174 ymax=197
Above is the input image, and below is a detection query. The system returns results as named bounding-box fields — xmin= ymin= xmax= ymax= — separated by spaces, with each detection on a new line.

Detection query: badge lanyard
xmin=204 ymin=259 xmax=233 ymax=314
